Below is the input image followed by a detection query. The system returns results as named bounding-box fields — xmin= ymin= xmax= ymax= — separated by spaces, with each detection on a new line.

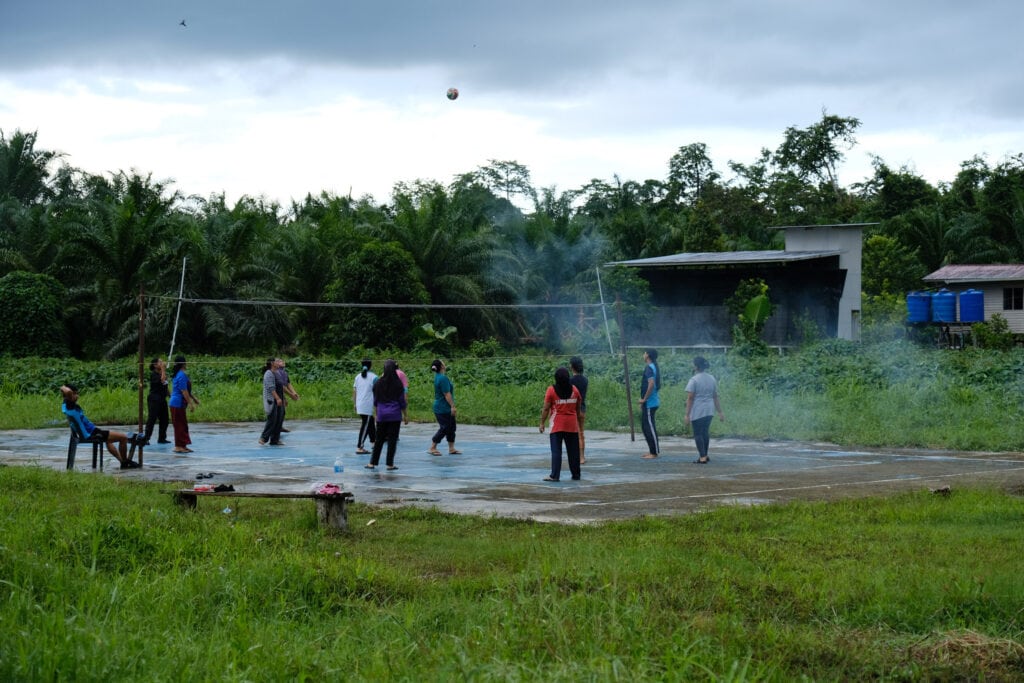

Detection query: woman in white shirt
xmin=352 ymin=359 xmax=377 ymax=454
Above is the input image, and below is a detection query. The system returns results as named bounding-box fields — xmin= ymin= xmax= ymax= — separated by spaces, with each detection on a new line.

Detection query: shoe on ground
xmin=543 ymin=476 xmax=559 ymax=482
xmin=281 ymin=427 xmax=290 ymax=433
xmin=157 ymin=439 xmax=171 ymax=444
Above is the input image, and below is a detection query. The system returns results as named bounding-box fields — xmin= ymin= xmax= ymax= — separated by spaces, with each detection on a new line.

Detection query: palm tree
xmin=896 ymin=205 xmax=1002 ymax=272
xmin=0 ymin=130 xmax=63 ymax=277
xmin=54 ymin=171 xmax=182 ymax=357
xmin=380 ymin=181 xmax=519 ymax=343
xmin=164 ymin=194 xmax=286 ymax=354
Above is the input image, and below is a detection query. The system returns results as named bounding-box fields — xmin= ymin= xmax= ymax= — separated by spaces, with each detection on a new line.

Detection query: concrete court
xmin=3 ymin=418 xmax=1024 ymax=523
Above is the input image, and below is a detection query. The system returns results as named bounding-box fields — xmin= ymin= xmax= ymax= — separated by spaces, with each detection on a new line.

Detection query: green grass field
xmin=3 ymin=343 xmax=1024 ymax=679
xmin=1 ymin=465 xmax=1022 ymax=680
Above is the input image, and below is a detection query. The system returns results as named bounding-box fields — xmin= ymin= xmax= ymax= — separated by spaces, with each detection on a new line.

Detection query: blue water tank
xmin=931 ymin=289 xmax=957 ymax=323
xmin=959 ymin=288 xmax=984 ymax=323
xmin=906 ymin=291 xmax=931 ymax=323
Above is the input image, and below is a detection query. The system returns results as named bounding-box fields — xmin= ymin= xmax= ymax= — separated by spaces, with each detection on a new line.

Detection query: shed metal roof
xmin=924 ymin=264 xmax=1024 ymax=283
xmin=608 ymin=250 xmax=842 ymax=268
xmin=768 ymin=222 xmax=879 ymax=230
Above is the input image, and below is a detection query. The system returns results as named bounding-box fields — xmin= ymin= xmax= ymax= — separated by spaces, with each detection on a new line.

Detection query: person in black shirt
xmin=569 ymin=356 xmax=589 ymax=464
xmin=142 ymin=357 xmax=170 ymax=445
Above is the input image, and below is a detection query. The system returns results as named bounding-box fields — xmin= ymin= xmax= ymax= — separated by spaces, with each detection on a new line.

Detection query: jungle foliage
xmin=4 ymin=114 xmax=1024 ymax=359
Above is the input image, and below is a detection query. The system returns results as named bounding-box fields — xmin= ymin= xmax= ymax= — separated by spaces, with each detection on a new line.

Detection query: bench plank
xmin=166 ymin=489 xmax=354 ymax=531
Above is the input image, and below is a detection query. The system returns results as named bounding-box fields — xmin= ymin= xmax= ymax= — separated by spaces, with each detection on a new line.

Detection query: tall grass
xmin=7 ymin=341 xmax=1024 ymax=451
xmin=1 ymin=465 xmax=1022 ymax=680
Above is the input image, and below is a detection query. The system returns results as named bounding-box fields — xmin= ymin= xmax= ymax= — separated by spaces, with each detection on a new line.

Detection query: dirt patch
xmin=907 ymin=629 xmax=1024 ymax=680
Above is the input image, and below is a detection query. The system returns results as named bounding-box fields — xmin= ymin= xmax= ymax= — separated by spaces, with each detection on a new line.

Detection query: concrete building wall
xmin=782 ymin=225 xmax=863 ymax=340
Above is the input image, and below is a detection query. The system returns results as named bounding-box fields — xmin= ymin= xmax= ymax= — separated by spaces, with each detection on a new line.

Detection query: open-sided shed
xmin=609 ymin=223 xmax=869 ymax=348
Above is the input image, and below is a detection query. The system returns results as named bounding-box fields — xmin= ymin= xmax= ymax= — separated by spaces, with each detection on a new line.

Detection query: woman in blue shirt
xmin=169 ymin=355 xmax=200 ymax=453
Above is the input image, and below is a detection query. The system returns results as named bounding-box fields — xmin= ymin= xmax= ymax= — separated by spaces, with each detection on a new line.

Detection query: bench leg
xmin=316 ymin=497 xmax=349 ymax=531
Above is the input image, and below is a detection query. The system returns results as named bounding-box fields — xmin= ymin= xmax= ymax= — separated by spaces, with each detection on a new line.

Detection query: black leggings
xmin=144 ymin=396 xmax=168 ymax=442
xmin=692 ymin=415 xmax=713 ymax=459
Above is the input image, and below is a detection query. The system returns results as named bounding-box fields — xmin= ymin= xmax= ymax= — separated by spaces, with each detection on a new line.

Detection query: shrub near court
xmin=4 ymin=343 xmax=1024 ymax=450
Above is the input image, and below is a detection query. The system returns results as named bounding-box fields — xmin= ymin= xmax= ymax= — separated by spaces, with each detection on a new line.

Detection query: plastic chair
xmin=66 ymin=417 xmax=106 ymax=471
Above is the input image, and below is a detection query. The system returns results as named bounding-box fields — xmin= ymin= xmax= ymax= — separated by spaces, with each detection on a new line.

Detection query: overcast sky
xmin=3 ymin=1 xmax=1023 ymax=206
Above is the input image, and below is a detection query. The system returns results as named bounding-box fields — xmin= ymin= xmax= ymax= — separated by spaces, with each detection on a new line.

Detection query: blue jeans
xmin=260 ymin=402 xmax=283 ymax=444
xmin=549 ymin=431 xmax=581 ymax=480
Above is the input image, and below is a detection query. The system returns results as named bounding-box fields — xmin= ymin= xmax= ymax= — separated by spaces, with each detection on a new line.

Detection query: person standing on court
xmin=639 ymin=348 xmax=661 ymax=459
xmin=569 ymin=356 xmax=589 ymax=464
xmin=273 ymin=358 xmax=299 ymax=433
xmin=142 ymin=357 xmax=170 ymax=445
xmin=427 ymin=359 xmax=461 ymax=455
xmin=259 ymin=357 xmax=285 ymax=446
xmin=686 ymin=355 xmax=725 ymax=464
xmin=539 ymin=366 xmax=583 ymax=481
xmin=169 ymin=354 xmax=200 ymax=453
xmin=366 ymin=359 xmax=408 ymax=470
xmin=352 ymin=359 xmax=377 ymax=454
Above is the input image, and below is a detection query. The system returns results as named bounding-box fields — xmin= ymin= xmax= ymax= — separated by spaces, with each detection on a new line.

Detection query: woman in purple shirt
xmin=366 ymin=359 xmax=408 ymax=470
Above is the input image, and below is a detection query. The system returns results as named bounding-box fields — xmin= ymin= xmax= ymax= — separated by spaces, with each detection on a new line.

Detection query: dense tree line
xmin=3 ymin=113 xmax=1024 ymax=359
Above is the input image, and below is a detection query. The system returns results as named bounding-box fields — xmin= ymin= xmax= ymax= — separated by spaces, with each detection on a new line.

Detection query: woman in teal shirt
xmin=427 ymin=359 xmax=461 ymax=456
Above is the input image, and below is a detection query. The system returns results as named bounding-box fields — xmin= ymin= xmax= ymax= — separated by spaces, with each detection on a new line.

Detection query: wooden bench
xmin=166 ymin=489 xmax=354 ymax=531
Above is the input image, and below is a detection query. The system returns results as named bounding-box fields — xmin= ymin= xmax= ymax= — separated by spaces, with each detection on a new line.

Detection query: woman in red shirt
xmin=539 ymin=367 xmax=582 ymax=482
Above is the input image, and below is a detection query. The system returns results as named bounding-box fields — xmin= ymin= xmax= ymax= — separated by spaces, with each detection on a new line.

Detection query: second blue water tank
xmin=931 ymin=289 xmax=957 ymax=323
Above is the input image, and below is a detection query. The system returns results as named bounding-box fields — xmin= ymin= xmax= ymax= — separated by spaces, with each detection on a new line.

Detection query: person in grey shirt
xmin=259 ymin=358 xmax=284 ymax=445
xmin=685 ymin=356 xmax=725 ymax=464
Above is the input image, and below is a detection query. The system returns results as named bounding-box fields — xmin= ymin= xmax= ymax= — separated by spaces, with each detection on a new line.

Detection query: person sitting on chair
xmin=61 ymin=383 xmax=142 ymax=469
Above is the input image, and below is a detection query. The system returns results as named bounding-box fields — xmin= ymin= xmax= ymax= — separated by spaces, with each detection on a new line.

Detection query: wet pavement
xmin=4 ymin=419 xmax=1024 ymax=523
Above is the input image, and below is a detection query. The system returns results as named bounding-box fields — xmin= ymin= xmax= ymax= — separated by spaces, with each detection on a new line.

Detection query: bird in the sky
xmin=179 ymin=19 xmax=187 ymax=27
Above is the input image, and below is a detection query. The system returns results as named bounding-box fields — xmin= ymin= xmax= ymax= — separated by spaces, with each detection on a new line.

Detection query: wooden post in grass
xmin=616 ymin=296 xmax=636 ymax=440
xmin=138 ymin=285 xmax=145 ymax=432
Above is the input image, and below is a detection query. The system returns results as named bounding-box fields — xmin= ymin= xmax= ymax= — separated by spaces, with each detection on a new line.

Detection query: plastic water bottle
xmin=333 ymin=456 xmax=344 ymax=475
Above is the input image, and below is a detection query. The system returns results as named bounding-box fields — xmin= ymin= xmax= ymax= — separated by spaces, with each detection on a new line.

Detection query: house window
xmin=1004 ymin=287 xmax=1024 ymax=310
